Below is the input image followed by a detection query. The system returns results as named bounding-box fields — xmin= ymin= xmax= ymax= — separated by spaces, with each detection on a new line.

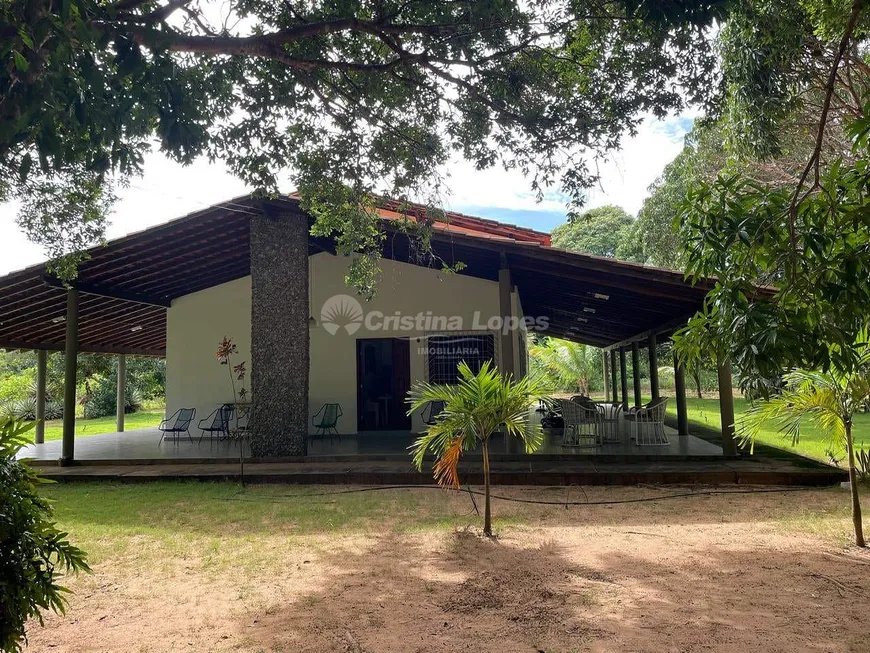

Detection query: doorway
xmin=356 ymin=338 xmax=412 ymax=431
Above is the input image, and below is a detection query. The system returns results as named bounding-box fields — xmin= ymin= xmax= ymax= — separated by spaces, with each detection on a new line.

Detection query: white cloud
xmin=0 ymin=112 xmax=693 ymax=274
xmin=444 ymin=112 xmax=694 ymax=220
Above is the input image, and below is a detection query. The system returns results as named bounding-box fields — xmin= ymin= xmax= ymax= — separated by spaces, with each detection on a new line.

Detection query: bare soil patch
xmin=25 ymin=485 xmax=870 ymax=653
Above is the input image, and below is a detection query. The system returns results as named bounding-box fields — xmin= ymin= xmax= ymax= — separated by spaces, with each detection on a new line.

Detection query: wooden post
xmin=631 ymin=341 xmax=642 ymax=407
xmin=602 ymin=350 xmax=610 ymax=401
xmin=718 ymin=354 xmax=737 ymax=456
xmin=35 ymin=349 xmax=46 ymax=444
xmin=619 ymin=346 xmax=629 ymax=410
xmin=648 ymin=334 xmax=659 ymax=400
xmin=498 ymin=257 xmax=515 ymax=378
xmin=61 ymin=288 xmax=78 ymax=465
xmin=116 ymin=354 xmax=126 ymax=433
xmin=673 ymin=351 xmax=689 ymax=436
xmin=609 ymin=349 xmax=618 ymax=403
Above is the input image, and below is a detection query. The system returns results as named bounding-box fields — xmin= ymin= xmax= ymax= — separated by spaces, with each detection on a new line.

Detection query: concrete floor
xmin=17 ymin=418 xmax=721 ymax=463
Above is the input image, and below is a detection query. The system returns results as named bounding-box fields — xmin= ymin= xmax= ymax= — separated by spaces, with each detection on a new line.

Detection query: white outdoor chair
xmin=559 ymin=398 xmax=600 ymax=447
xmin=625 ymin=397 xmax=669 ymax=445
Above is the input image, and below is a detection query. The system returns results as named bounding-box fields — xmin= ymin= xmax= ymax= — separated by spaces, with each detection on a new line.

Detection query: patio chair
xmin=197 ymin=404 xmax=234 ymax=443
xmin=421 ymin=400 xmax=446 ymax=426
xmin=312 ymin=403 xmax=342 ymax=443
xmin=158 ymin=408 xmax=196 ymax=445
xmin=625 ymin=397 xmax=669 ymax=445
xmin=559 ymin=398 xmax=600 ymax=447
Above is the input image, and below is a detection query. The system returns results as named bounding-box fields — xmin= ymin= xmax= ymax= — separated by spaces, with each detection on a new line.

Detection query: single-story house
xmin=0 ymin=194 xmax=737 ymax=462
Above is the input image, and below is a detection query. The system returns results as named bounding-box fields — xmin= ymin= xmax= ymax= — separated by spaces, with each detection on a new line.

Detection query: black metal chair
xmin=312 ymin=403 xmax=342 ymax=442
xmin=158 ymin=408 xmax=196 ymax=445
xmin=421 ymin=400 xmax=446 ymax=426
xmin=198 ymin=405 xmax=234 ymax=443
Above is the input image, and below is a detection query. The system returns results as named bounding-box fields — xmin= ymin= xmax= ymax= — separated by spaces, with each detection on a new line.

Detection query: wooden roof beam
xmin=0 ymin=338 xmax=164 ymax=357
xmin=43 ymin=276 xmax=172 ymax=308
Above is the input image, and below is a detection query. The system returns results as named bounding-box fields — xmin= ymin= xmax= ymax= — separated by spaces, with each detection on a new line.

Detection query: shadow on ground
xmin=228 ymin=528 xmax=870 ymax=653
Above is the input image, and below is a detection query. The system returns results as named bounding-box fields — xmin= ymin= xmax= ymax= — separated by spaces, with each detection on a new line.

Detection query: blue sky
xmin=451 ymin=205 xmax=568 ymax=233
xmin=0 ymin=113 xmax=694 ymax=275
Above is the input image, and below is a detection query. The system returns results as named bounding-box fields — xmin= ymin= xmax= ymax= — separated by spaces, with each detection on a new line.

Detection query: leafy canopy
xmin=550 ymin=204 xmax=643 ymax=261
xmin=670 ymin=0 xmax=870 ymax=395
xmin=0 ymin=418 xmax=90 ymax=653
xmin=0 ymin=0 xmax=727 ymax=289
xmin=529 ymin=338 xmax=598 ymax=395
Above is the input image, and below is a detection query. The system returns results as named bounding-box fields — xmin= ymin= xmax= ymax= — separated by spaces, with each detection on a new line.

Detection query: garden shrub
xmin=0 ymin=418 xmax=89 ymax=652
xmin=82 ymin=375 xmax=143 ymax=419
xmin=0 ymin=371 xmax=34 ymax=406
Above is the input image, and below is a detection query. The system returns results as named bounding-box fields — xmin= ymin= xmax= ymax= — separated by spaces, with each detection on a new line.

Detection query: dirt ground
xmin=25 ymin=486 xmax=870 ymax=653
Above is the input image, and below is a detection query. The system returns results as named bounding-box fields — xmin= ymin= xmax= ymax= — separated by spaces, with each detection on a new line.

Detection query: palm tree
xmin=741 ymin=364 xmax=869 ymax=547
xmin=529 ymin=338 xmax=596 ymax=394
xmin=408 ymin=361 xmax=546 ymax=536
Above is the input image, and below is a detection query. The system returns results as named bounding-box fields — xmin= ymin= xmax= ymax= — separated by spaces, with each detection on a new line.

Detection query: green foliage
xmin=529 ymin=338 xmax=600 ymax=395
xmin=676 ymin=154 xmax=870 ymax=395
xmin=738 ymin=349 xmax=870 ymax=546
xmin=408 ymin=361 xmax=546 ymax=534
xmin=668 ymin=0 xmax=869 ymax=388
xmin=0 ymin=370 xmax=35 ymax=406
xmin=637 ymin=122 xmax=727 ymax=267
xmin=717 ymin=0 xmax=807 ymax=159
xmin=82 ymin=377 xmax=143 ymax=420
xmin=551 ymin=205 xmax=643 ymax=261
xmin=0 ymin=417 xmax=90 ymax=652
xmin=0 ymin=351 xmax=164 ymax=421
xmin=857 ymin=447 xmax=870 ymax=482
xmin=0 ymin=0 xmax=727 ymax=292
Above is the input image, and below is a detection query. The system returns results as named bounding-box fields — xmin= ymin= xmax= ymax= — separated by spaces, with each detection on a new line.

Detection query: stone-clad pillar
xmin=249 ymin=211 xmax=309 ymax=457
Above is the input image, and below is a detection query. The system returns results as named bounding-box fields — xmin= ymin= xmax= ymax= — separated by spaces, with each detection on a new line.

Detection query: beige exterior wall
xmin=165 ymin=276 xmax=252 ymax=424
xmin=165 ymin=254 xmax=524 ymax=435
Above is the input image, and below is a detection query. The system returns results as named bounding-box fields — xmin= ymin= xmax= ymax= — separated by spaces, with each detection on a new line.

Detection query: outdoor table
xmin=595 ymin=401 xmax=623 ymax=443
xmin=220 ymin=401 xmax=252 ymax=437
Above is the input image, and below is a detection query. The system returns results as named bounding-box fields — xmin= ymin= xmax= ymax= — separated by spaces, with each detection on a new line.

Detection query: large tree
xmin=550 ymin=204 xmax=643 ymax=261
xmin=0 ymin=0 xmax=727 ymax=287
xmin=673 ymin=0 xmax=870 ymax=397
xmin=636 ymin=122 xmax=727 ymax=268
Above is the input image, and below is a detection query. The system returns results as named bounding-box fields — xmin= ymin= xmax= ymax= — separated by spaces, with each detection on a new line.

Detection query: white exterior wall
xmin=165 ymin=254 xmax=524 ymax=434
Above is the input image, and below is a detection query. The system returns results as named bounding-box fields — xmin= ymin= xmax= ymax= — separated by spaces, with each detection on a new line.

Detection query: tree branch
xmin=787 ymin=0 xmax=864 ymax=257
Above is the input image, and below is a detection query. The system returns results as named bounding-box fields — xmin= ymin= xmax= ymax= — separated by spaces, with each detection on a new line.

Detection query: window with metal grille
xmin=426 ymin=333 xmax=496 ymax=384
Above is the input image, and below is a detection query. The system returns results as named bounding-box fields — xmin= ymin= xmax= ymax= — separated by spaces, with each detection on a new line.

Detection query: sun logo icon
xmin=320 ymin=294 xmax=364 ymax=335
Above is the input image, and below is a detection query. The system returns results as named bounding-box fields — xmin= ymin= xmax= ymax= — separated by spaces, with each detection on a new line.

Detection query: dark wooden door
xmin=391 ymin=338 xmax=412 ymax=430
xmin=356 ymin=338 xmax=412 ymax=431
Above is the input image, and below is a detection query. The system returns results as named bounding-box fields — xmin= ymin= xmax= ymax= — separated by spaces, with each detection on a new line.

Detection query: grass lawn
xmin=38 ymin=407 xmax=164 ymax=442
xmin=24 ymin=481 xmax=870 ymax=652
xmin=666 ymin=396 xmax=870 ymax=463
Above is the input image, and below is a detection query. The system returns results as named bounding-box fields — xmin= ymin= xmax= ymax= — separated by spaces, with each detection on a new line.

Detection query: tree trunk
xmin=482 ymin=438 xmax=492 ymax=537
xmin=693 ymin=363 xmax=703 ymax=399
xmin=845 ymin=420 xmax=866 ymax=547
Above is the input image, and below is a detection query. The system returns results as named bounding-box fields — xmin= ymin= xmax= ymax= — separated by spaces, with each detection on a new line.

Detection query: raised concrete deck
xmin=18 ymin=421 xmax=721 ymax=464
xmin=16 ymin=426 xmax=847 ymax=487
xmin=26 ymin=456 xmax=846 ymax=486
